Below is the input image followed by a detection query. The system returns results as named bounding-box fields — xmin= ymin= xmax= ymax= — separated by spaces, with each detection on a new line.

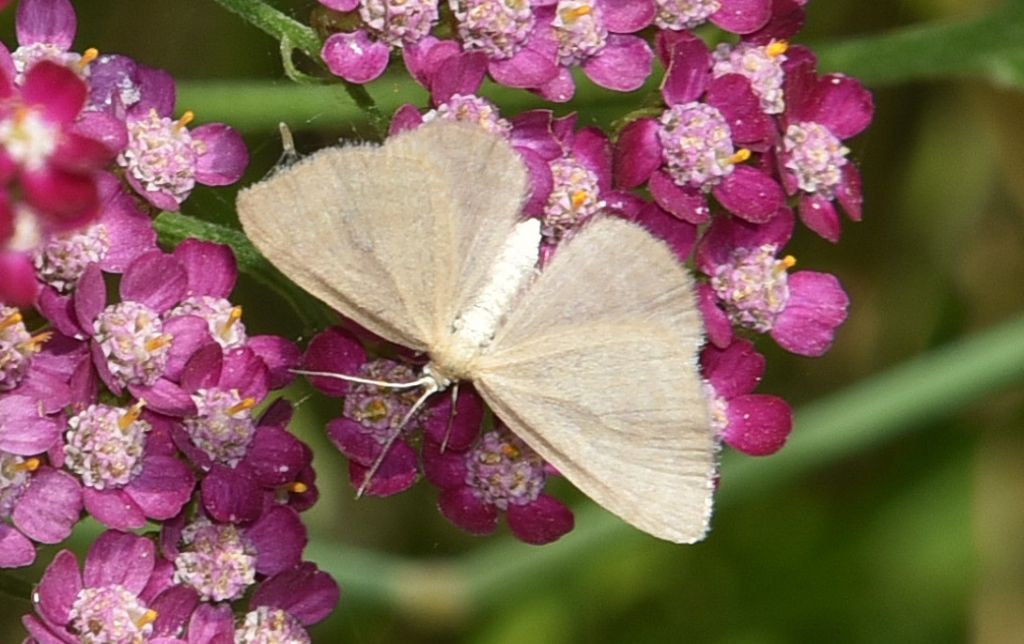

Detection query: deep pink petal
xmin=321 ymin=30 xmax=390 ymax=84
xmin=712 ymin=166 xmax=785 ymax=223
xmin=424 ymin=386 xmax=484 ymax=450
xmin=745 ymin=0 xmax=806 ymax=44
xmin=201 ymin=464 xmax=263 ymax=524
xmin=633 ymin=201 xmax=697 ymax=263
xmin=21 ymin=61 xmax=85 ymax=125
xmin=534 ymin=66 xmax=575 ymax=103
xmin=389 ymin=103 xmax=423 ymax=135
xmin=401 ymin=36 xmax=459 ymax=87
xmin=600 ymin=0 xmax=655 ymax=32
xmin=723 ymin=394 xmax=792 ymax=455
xmin=710 ymin=0 xmax=772 ymax=34
xmin=16 ymin=0 xmax=76 ymax=49
xmin=613 ymin=117 xmax=661 ymax=189
xmin=319 ymin=0 xmax=359 ymax=10
xmin=98 ymin=188 xmax=158 ymax=272
xmin=581 ymin=34 xmax=653 ymax=92
xmin=510 ymin=110 xmax=565 ymax=161
xmin=649 ymin=170 xmax=710 ymax=224
xmin=571 ymin=126 xmax=613 ymax=192
xmin=21 ymin=166 xmax=100 ymax=229
xmin=186 ymin=603 xmax=235 ymax=644
xmin=517 ymin=145 xmax=555 ymax=216
xmin=246 ymin=335 xmax=301 ymax=389
xmin=129 ymin=379 xmax=195 ymax=417
xmin=347 ymin=439 xmax=419 ymax=497
xmin=507 ymin=494 xmax=574 ymax=544
xmin=150 ymin=585 xmax=199 ymax=638
xmin=72 ymin=263 xmax=106 ymax=332
xmin=798 ymin=193 xmax=841 ymax=243
xmin=173 ymin=239 xmax=237 ymax=299
xmin=14 ymin=367 xmax=71 ymax=413
xmin=251 ymin=563 xmax=340 ymax=626
xmin=302 ymin=326 xmax=367 ymax=397
xmin=422 ymin=439 xmax=470 ymax=488
xmin=700 ymin=337 xmax=764 ymax=397
xmin=71 ymin=107 xmax=128 ymax=155
xmin=837 ymin=163 xmax=863 ymax=222
xmin=707 ymin=74 xmax=775 ymax=146
xmin=36 ymin=549 xmax=81 ymax=625
xmin=660 ymin=36 xmax=710 ymax=106
xmin=120 ymin=251 xmax=188 ymax=312
xmin=247 ymin=506 xmax=307 ymax=576
xmin=84 ymin=530 xmax=155 ymax=594
xmin=51 ymin=132 xmax=116 ymax=172
xmin=771 ymin=271 xmax=849 ymax=357
xmin=438 ymin=486 xmax=498 ymax=535
xmin=430 ymin=51 xmax=487 ymax=105
xmin=124 ymin=455 xmax=195 ymax=521
xmin=0 ymin=394 xmax=62 ymax=454
xmin=0 ymin=252 xmax=38 ymax=305
xmin=192 ymin=123 xmax=249 ymax=186
xmin=246 ymin=426 xmax=309 ymax=486
xmin=219 ymin=346 xmax=270 ymax=401
xmin=488 ymin=46 xmax=559 ymax=88
xmin=21 ymin=614 xmax=71 ymax=644
xmin=697 ymin=284 xmax=733 ymax=349
xmin=0 ymin=524 xmax=36 ymax=568
xmin=13 ymin=468 xmax=81 ymax=543
xmin=82 ymin=488 xmax=146 ymax=530
xmin=810 ymin=74 xmax=874 ymax=139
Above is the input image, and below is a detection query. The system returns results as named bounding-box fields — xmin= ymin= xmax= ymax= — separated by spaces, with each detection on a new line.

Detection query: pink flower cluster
xmin=305 ymin=0 xmax=872 ymax=545
xmin=0 ymin=1 xmax=339 ymax=640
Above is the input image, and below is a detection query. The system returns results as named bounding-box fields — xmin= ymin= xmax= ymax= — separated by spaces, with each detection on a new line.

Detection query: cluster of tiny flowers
xmin=305 ymin=0 xmax=872 ymax=547
xmin=0 ymin=2 xmax=340 ymax=641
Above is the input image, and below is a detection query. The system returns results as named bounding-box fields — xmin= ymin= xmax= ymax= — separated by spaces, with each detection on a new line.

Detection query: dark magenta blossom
xmin=320 ymin=0 xmax=440 ymax=84
xmin=614 ymin=31 xmax=782 ymax=224
xmin=22 ymin=530 xmax=198 ymax=643
xmin=189 ymin=562 xmax=339 ymax=642
xmin=701 ymin=338 xmax=792 ymax=455
xmin=423 ymin=428 xmax=574 ymax=545
xmin=695 ymin=207 xmax=849 ymax=356
xmin=778 ymin=46 xmax=873 ymax=242
xmin=160 ymin=505 xmax=308 ymax=602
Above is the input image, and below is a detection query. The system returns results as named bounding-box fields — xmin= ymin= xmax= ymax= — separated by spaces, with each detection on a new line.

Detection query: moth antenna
xmin=356 ymin=381 xmax=440 ymax=498
xmin=440 ymin=381 xmax=460 ymax=453
xmin=291 ymin=368 xmax=433 ymax=390
xmin=278 ymin=122 xmax=299 ymax=165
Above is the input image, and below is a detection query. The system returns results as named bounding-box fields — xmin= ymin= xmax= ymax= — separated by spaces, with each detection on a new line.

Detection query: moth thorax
xmin=434 ymin=217 xmax=542 ymax=380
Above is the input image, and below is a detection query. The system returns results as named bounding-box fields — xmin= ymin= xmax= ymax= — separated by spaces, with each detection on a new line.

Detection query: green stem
xmin=308 ymin=312 xmax=1024 ymax=618
xmin=209 ymin=0 xmax=387 ymax=136
xmin=153 ymin=212 xmax=335 ymax=335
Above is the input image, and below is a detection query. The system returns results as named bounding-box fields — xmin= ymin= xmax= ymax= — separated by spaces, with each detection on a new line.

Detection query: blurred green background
xmin=3 ymin=1 xmax=1024 ymax=642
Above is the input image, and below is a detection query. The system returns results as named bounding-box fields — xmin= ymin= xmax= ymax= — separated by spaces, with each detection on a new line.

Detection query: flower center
xmin=657 ymin=102 xmax=739 ymax=190
xmin=710 ymin=245 xmax=794 ymax=333
xmin=184 ymin=388 xmax=257 ymax=467
xmin=235 ymin=607 xmax=310 ymax=644
xmin=653 ymin=0 xmax=721 ymax=30
xmin=711 ymin=41 xmax=788 ymax=115
xmin=423 ymin=94 xmax=512 ymax=138
xmin=0 ymin=307 xmax=37 ymax=391
xmin=173 ymin=517 xmax=257 ymax=602
xmin=68 ymin=584 xmax=157 ymax=644
xmin=169 ymin=296 xmax=247 ymax=350
xmin=11 ymin=43 xmax=87 ymax=83
xmin=34 ymin=224 xmax=111 ymax=293
xmin=65 ymin=402 xmax=150 ymax=490
xmin=118 ymin=109 xmax=199 ymax=207
xmin=342 ymin=359 xmax=424 ymax=442
xmin=553 ymin=0 xmax=607 ymax=66
xmin=93 ymin=300 xmax=173 ymax=388
xmin=452 ymin=0 xmax=534 ymax=60
xmin=542 ymin=155 xmax=605 ymax=242
xmin=783 ymin=121 xmax=850 ymax=197
xmin=0 ymin=452 xmax=39 ymax=518
xmin=0 ymin=108 xmax=59 ymax=170
xmin=359 ymin=0 xmax=439 ymax=47
xmin=466 ymin=431 xmax=546 ymax=510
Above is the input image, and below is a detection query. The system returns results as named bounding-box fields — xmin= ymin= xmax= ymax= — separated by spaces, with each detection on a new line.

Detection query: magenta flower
xmin=653 ymin=0 xmax=773 ymax=34
xmin=22 ymin=530 xmax=198 ymax=643
xmin=188 ymin=562 xmax=339 ymax=642
xmin=614 ymin=32 xmax=782 ymax=224
xmin=530 ymin=0 xmax=655 ymax=102
xmin=695 ymin=207 xmax=850 ymax=356
xmin=9 ymin=0 xmax=84 ymax=81
xmin=711 ymin=40 xmax=789 ymax=115
xmin=424 ymin=428 xmax=574 ymax=545
xmin=779 ymin=47 xmax=873 ymax=242
xmin=320 ymin=0 xmax=439 ymax=84
xmin=160 ymin=505 xmax=308 ymax=602
xmin=701 ymin=338 xmax=792 ymax=455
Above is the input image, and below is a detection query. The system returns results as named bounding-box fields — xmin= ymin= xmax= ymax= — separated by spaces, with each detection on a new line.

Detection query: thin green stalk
xmin=307 ymin=312 xmax=1024 ymax=617
xmin=209 ymin=0 xmax=387 ymax=136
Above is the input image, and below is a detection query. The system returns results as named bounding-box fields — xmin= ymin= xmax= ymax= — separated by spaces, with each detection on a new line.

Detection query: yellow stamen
xmin=78 ymin=48 xmax=99 ymax=69
xmin=561 ymin=5 xmax=591 ymax=21
xmin=145 ymin=334 xmax=172 ymax=353
xmin=500 ymin=444 xmax=520 ymax=459
xmin=119 ymin=400 xmax=146 ymax=431
xmin=288 ymin=482 xmax=309 ymax=494
xmin=175 ymin=110 xmax=195 ymax=131
xmin=728 ymin=148 xmax=751 ymax=165
xmin=570 ymin=191 xmax=588 ymax=209
xmin=18 ymin=458 xmax=41 ymax=473
xmin=221 ymin=306 xmax=243 ymax=336
xmin=766 ymin=40 xmax=789 ymax=58
xmin=782 ymin=255 xmax=797 ymax=268
xmin=24 ymin=331 xmax=53 ymax=352
xmin=0 ymin=311 xmax=23 ymax=332
xmin=137 ymin=609 xmax=158 ymax=628
xmin=228 ymin=398 xmax=257 ymax=415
